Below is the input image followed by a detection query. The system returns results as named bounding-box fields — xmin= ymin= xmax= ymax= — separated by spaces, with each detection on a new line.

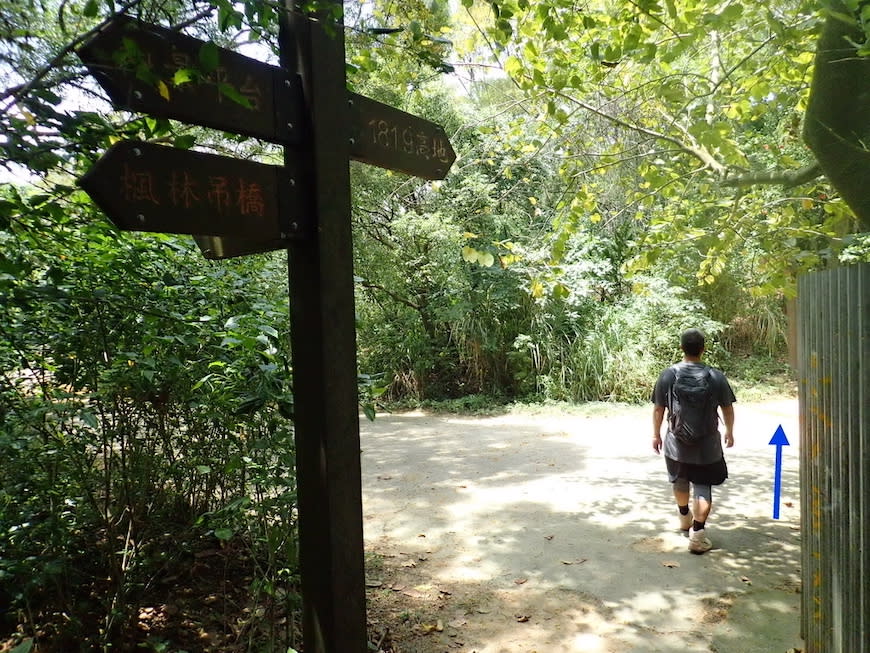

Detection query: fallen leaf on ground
xmin=365 ymin=579 xmax=383 ymax=587
xmin=561 ymin=558 xmax=588 ymax=565
xmin=515 ymin=614 xmax=530 ymax=622
xmin=514 ymin=577 xmax=528 ymax=584
xmin=401 ymin=589 xmax=424 ymax=598
xmin=448 ymin=618 xmax=467 ymax=628
xmin=662 ymin=560 xmax=680 ymax=568
xmin=544 ymin=535 xmax=554 ymax=540
xmin=741 ymin=576 xmax=752 ymax=585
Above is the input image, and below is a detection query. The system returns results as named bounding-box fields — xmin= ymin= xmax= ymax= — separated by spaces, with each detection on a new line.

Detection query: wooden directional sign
xmin=78 ymin=15 xmax=303 ymax=144
xmin=77 ymin=11 xmax=458 ymax=648
xmin=79 ymin=16 xmax=456 ymax=182
xmin=349 ymin=93 xmax=456 ymax=180
xmin=192 ymin=234 xmax=291 ymax=260
xmin=79 ymin=140 xmax=306 ymax=238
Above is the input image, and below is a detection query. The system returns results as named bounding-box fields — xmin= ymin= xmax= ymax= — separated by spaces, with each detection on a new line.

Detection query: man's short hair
xmin=680 ymin=328 xmax=706 ymax=356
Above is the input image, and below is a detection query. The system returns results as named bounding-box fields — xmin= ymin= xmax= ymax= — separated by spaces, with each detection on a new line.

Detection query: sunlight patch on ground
xmin=610 ymin=589 xmax=704 ymax=626
xmin=571 ymin=632 xmax=607 ymax=650
xmin=444 ymin=474 xmax=589 ymax=518
xmin=361 ymin=403 xmax=805 ymax=652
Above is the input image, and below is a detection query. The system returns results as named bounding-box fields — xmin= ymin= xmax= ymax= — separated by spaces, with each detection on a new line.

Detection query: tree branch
xmin=721 ymin=162 xmax=823 ymax=188
xmin=358 ymin=280 xmax=423 ymax=311
xmin=0 ymin=0 xmax=144 ymax=111
xmin=626 ymin=0 xmax=683 ymax=41
xmin=557 ymin=90 xmax=728 ymax=175
xmin=171 ymin=6 xmax=216 ymax=31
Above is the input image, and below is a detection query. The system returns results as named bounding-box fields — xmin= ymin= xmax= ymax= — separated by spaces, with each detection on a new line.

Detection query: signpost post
xmin=281 ymin=3 xmax=366 ymax=650
xmin=77 ymin=5 xmax=455 ymax=653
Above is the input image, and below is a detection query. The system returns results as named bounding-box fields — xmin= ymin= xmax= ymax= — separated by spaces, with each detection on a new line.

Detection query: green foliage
xmin=349 ymin=64 xmax=786 ymax=406
xmin=530 ymin=276 xmax=726 ymax=403
xmin=0 ymin=3 xmax=827 ymax=646
xmin=0 ymin=184 xmax=299 ymax=650
xmin=839 ymin=232 xmax=870 ymax=263
xmin=460 ymin=0 xmax=859 ymax=296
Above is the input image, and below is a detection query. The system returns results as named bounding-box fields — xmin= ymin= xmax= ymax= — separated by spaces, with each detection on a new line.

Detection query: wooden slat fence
xmin=797 ymin=263 xmax=869 ymax=652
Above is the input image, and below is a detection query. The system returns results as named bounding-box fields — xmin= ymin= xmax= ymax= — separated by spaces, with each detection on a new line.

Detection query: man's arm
xmin=652 ymin=404 xmax=665 ymax=454
xmin=721 ymin=404 xmax=734 ymax=448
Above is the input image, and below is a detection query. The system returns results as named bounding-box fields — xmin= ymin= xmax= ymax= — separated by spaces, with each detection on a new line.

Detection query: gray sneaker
xmin=688 ymin=528 xmax=712 ymax=553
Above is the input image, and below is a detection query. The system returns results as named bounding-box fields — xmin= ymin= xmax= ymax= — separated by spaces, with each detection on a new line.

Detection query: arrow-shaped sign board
xmin=79 ymin=140 xmax=307 ymax=239
xmin=78 ymin=15 xmax=302 ymax=145
xmin=79 ymin=17 xmax=456 ymax=181
xmin=349 ymin=93 xmax=456 ymax=180
xmin=193 ymin=234 xmax=290 ymax=260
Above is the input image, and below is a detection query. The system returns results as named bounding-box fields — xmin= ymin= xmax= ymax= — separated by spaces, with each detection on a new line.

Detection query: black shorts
xmin=666 ymin=456 xmax=728 ymax=486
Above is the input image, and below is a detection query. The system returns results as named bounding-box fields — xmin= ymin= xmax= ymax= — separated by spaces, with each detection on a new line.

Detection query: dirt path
xmin=360 ymin=400 xmax=804 ymax=653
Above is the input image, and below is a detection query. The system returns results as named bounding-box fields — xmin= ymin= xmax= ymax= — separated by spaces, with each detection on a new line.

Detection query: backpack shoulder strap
xmin=667 ymin=364 xmax=680 ymax=412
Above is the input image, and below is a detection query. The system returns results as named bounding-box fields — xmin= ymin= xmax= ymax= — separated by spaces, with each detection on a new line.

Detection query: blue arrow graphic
xmin=769 ymin=425 xmax=791 ymax=519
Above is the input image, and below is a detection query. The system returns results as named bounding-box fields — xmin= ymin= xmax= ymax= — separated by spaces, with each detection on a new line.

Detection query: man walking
xmin=652 ymin=328 xmax=735 ymax=553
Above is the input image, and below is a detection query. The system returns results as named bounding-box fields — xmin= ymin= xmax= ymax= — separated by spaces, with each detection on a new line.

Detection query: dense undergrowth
xmin=1 ymin=194 xmax=794 ymax=653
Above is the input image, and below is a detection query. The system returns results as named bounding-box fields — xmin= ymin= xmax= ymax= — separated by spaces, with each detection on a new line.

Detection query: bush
xmin=1 ymin=194 xmax=301 ymax=651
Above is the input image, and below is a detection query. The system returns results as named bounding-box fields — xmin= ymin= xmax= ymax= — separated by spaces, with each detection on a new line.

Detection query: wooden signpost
xmin=77 ymin=14 xmax=303 ymax=145
xmin=349 ymin=92 xmax=455 ymax=180
xmin=79 ymin=140 xmax=307 ymax=237
xmin=77 ymin=4 xmax=455 ymax=652
xmin=78 ymin=15 xmax=455 ymax=180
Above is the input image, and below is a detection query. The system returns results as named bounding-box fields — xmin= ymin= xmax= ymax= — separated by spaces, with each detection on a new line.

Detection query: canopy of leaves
xmin=451 ymin=0 xmax=870 ymax=296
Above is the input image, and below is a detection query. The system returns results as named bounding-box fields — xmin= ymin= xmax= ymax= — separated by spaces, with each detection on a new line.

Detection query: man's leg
xmin=672 ymin=477 xmax=692 ymax=530
xmin=689 ymin=483 xmax=713 ymax=553
xmin=692 ymin=483 xmax=713 ymax=526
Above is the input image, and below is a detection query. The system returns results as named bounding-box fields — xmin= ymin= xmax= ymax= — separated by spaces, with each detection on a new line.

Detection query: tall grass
xmin=524 ymin=276 xmax=726 ymax=403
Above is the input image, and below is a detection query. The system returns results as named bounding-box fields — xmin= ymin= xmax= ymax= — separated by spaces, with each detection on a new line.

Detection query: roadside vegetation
xmin=0 ymin=1 xmax=862 ymax=651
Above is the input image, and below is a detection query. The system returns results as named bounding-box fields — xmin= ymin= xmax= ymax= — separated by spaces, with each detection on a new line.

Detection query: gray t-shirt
xmin=652 ymin=362 xmax=736 ymax=465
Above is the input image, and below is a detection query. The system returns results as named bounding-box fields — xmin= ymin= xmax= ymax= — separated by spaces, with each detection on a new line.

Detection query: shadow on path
xmin=361 ymin=402 xmax=803 ymax=653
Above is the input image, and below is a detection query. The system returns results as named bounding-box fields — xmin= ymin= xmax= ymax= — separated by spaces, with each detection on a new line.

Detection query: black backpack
xmin=668 ymin=365 xmax=716 ymax=445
